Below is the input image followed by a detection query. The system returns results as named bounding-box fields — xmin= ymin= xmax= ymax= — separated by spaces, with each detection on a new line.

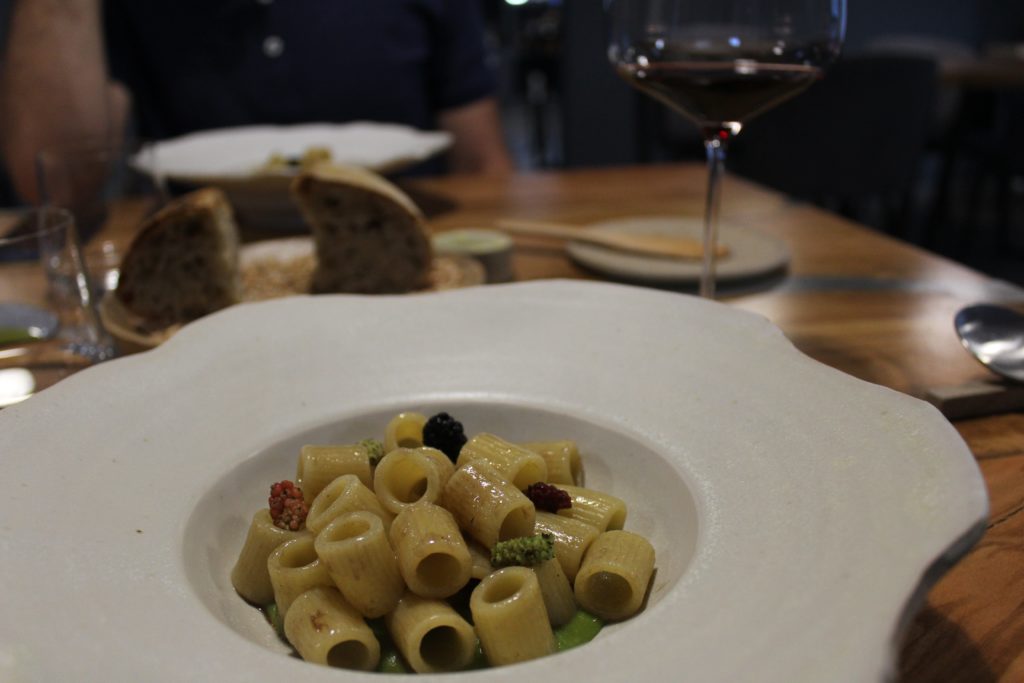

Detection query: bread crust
xmin=115 ymin=187 xmax=240 ymax=326
xmin=290 ymin=165 xmax=432 ymax=294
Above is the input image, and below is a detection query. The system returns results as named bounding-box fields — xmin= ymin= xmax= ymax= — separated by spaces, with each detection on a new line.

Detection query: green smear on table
xmin=0 ymin=327 xmax=38 ymax=346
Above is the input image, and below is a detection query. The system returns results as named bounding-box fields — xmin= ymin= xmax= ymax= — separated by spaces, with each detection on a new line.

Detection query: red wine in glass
xmin=617 ymin=60 xmax=822 ymax=135
xmin=608 ymin=1 xmax=846 ymax=298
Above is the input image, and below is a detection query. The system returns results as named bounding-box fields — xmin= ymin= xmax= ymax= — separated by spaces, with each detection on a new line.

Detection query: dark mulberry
xmin=422 ymin=412 xmax=467 ymax=462
xmin=526 ymin=482 xmax=572 ymax=512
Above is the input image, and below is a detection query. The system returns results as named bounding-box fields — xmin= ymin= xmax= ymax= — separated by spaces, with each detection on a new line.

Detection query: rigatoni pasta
xmin=374 ymin=448 xmax=450 ymax=515
xmin=414 ymin=446 xmax=456 ymax=483
xmin=384 ymin=412 xmax=428 ymax=452
xmin=533 ymin=510 xmax=601 ymax=582
xmin=533 ymin=557 xmax=577 ymax=627
xmin=284 ymin=586 xmax=380 ymax=670
xmin=267 ymin=535 xmax=333 ymax=617
xmin=457 ymin=432 xmax=548 ymax=489
xmin=230 ymin=509 xmax=306 ymax=605
xmin=557 ymin=484 xmax=627 ymax=531
xmin=296 ymin=443 xmax=373 ymax=500
xmin=386 ymin=592 xmax=478 ymax=673
xmin=231 ymin=409 xmax=659 ymax=675
xmin=574 ymin=530 xmax=656 ymax=621
xmin=471 ymin=566 xmax=555 ymax=665
xmin=389 ymin=502 xmax=472 ymax=599
xmin=306 ymin=473 xmax=393 ymax=535
xmin=443 ymin=462 xmax=535 ymax=548
xmin=521 ymin=439 xmax=583 ymax=485
xmin=314 ymin=510 xmax=404 ymax=618
xmin=466 ymin=540 xmax=494 ymax=580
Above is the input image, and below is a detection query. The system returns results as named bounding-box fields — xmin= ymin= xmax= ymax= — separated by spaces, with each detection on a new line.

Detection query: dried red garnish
xmin=525 ymin=482 xmax=572 ymax=513
xmin=268 ymin=480 xmax=308 ymax=530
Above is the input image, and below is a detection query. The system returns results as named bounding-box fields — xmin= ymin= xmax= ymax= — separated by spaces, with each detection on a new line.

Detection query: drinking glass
xmin=36 ymin=135 xmax=164 ymax=297
xmin=608 ymin=0 xmax=846 ymax=297
xmin=0 ymin=208 xmax=114 ymax=407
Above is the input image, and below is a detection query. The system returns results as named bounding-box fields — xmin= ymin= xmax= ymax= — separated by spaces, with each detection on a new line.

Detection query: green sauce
xmin=555 ymin=610 xmax=605 ymax=651
xmin=263 ymin=603 xmax=285 ymax=640
xmin=0 ymin=327 xmax=38 ymax=346
xmin=378 ymin=648 xmax=409 ymax=673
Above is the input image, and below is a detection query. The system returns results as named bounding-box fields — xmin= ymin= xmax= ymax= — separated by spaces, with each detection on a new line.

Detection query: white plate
xmin=137 ymin=121 xmax=453 ymax=181
xmin=567 ymin=216 xmax=790 ymax=284
xmin=135 ymin=122 xmax=452 ymax=233
xmin=0 ymin=281 xmax=986 ymax=682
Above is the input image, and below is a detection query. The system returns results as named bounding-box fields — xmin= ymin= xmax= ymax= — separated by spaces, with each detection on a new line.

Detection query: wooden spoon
xmin=496 ymin=219 xmax=728 ymax=261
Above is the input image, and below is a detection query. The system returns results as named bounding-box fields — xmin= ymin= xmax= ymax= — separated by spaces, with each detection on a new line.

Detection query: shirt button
xmin=263 ymin=35 xmax=285 ymax=58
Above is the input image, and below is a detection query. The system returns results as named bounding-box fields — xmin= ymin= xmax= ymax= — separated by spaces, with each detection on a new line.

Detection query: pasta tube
xmin=533 ymin=511 xmax=600 ymax=582
xmin=415 ymin=446 xmax=456 ymax=483
xmin=284 ymin=586 xmax=380 ymax=670
xmin=534 ymin=557 xmax=576 ymax=627
xmin=470 ymin=566 xmax=555 ymax=666
xmin=230 ymin=509 xmax=307 ymax=605
xmin=574 ymin=530 xmax=656 ymax=621
xmin=385 ymin=592 xmax=478 ymax=673
xmin=314 ymin=511 xmax=404 ymax=618
xmin=306 ymin=474 xmax=393 ymax=535
xmin=384 ymin=411 xmax=428 ymax=453
xmin=457 ymin=433 xmax=547 ymax=490
xmin=443 ymin=462 xmax=536 ymax=549
xmin=466 ymin=540 xmax=494 ymax=580
xmin=521 ymin=440 xmax=583 ymax=485
xmin=296 ymin=443 xmax=372 ymax=500
xmin=557 ymin=485 xmax=627 ymax=531
xmin=389 ymin=502 xmax=472 ymax=599
xmin=267 ymin=535 xmax=333 ymax=617
xmin=373 ymin=448 xmax=450 ymax=515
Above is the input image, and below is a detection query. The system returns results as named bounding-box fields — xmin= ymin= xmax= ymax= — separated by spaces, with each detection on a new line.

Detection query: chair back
xmin=728 ymin=55 xmax=938 ymax=205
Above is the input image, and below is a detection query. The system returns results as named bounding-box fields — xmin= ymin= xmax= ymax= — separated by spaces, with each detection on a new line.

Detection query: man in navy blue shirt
xmin=1 ymin=0 xmax=512 ymax=202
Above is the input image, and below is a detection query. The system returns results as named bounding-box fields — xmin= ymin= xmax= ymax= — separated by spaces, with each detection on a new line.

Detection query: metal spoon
xmin=954 ymin=304 xmax=1024 ymax=382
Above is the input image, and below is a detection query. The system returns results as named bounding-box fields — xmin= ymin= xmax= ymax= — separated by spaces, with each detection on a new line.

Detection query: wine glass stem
xmin=699 ymin=130 xmax=732 ymax=299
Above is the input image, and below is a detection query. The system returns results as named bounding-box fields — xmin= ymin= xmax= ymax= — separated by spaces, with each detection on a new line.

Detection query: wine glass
xmin=607 ymin=0 xmax=846 ymax=297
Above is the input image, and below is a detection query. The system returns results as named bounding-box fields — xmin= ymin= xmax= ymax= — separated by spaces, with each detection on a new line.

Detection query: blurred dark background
xmin=485 ymin=0 xmax=1024 ymax=285
xmin=1 ymin=0 xmax=1022 ymax=284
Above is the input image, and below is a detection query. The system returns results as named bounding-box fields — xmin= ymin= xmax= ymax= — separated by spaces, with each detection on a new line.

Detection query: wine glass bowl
xmin=608 ymin=0 xmax=846 ymax=297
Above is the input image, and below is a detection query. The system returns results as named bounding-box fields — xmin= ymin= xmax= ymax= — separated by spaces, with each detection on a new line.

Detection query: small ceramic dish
xmin=134 ymin=122 xmax=452 ymax=232
xmin=567 ymin=215 xmax=790 ymax=284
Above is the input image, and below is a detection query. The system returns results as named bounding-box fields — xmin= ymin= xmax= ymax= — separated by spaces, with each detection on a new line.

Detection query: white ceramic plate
xmin=0 ymin=281 xmax=987 ymax=682
xmin=134 ymin=122 xmax=452 ymax=233
xmin=137 ymin=122 xmax=453 ymax=181
xmin=567 ymin=216 xmax=790 ymax=284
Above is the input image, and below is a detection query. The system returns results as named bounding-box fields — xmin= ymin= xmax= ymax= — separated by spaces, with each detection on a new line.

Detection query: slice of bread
xmin=115 ymin=187 xmax=240 ymax=326
xmin=290 ymin=165 xmax=432 ymax=293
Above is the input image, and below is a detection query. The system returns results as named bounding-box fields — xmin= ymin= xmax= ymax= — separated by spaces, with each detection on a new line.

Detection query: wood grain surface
xmin=413 ymin=164 xmax=1024 ymax=683
xmin=81 ymin=163 xmax=1024 ymax=681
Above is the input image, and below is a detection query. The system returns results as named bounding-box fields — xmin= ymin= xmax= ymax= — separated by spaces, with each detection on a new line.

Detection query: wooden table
xmin=89 ymin=163 xmax=1024 ymax=681
xmin=941 ymin=55 xmax=1024 ymax=91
